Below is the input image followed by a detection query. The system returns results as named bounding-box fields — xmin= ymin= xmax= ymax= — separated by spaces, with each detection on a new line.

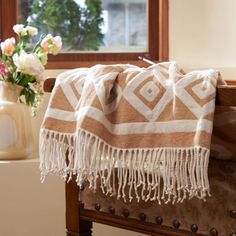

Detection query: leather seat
xmin=79 ymin=158 xmax=236 ymax=235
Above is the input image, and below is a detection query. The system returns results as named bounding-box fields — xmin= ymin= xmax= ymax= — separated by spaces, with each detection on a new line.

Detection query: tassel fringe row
xmin=40 ymin=128 xmax=210 ymax=204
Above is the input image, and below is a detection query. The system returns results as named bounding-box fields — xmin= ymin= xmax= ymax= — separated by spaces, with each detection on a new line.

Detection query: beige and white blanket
xmin=40 ymin=62 xmax=221 ymax=204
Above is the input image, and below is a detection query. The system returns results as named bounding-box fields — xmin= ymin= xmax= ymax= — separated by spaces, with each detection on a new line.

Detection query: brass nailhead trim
xmin=122 ymin=209 xmax=130 ymax=218
xmin=230 ymin=210 xmax=236 ymax=219
xmin=191 ymin=224 xmax=198 ymax=233
xmin=210 ymin=228 xmax=218 ymax=236
xmin=172 ymin=219 xmax=180 ymax=229
xmin=139 ymin=213 xmax=146 ymax=221
xmin=155 ymin=216 xmax=163 ymax=225
xmin=108 ymin=206 xmax=115 ymax=214
xmin=95 ymin=203 xmax=101 ymax=211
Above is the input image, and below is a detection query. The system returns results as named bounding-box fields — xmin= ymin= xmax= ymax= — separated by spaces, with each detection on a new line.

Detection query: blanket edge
xmin=40 ymin=128 xmax=211 ymax=204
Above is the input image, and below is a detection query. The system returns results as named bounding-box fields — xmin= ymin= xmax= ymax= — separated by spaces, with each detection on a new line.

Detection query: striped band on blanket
xmin=40 ymin=62 xmax=222 ymax=204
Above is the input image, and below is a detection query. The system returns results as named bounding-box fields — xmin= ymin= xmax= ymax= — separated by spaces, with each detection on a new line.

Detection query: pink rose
xmin=0 ymin=38 xmax=16 ymax=56
xmin=0 ymin=61 xmax=6 ymax=76
xmin=54 ymin=36 xmax=62 ymax=51
xmin=41 ymin=34 xmax=62 ymax=55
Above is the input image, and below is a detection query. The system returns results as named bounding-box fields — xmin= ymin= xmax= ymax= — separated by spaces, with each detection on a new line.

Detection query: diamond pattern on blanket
xmin=139 ymin=81 xmax=160 ymax=102
xmin=184 ymin=79 xmax=216 ymax=108
xmin=123 ymin=72 xmax=172 ymax=121
xmin=175 ymin=77 xmax=216 ymax=119
xmin=192 ymin=82 xmax=215 ymax=100
xmin=133 ymin=77 xmax=167 ymax=111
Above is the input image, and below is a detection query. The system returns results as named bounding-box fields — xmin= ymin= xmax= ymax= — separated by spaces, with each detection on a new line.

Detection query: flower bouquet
xmin=0 ymin=24 xmax=62 ymax=115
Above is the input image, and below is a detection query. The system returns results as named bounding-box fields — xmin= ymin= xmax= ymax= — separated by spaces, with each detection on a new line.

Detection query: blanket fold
xmin=40 ymin=62 xmax=221 ymax=204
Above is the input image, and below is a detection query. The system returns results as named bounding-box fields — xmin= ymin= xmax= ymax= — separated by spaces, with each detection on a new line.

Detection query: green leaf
xmin=16 ymin=74 xmax=36 ymax=87
xmin=2 ymin=54 xmax=6 ymax=63
xmin=20 ymin=86 xmax=36 ymax=106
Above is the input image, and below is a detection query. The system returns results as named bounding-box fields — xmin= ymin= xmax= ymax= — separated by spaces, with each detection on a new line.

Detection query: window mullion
xmin=0 ymin=0 xmax=17 ymax=40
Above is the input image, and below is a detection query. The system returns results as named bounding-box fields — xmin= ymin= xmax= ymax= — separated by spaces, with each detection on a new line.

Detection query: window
xmin=0 ymin=0 xmax=168 ymax=69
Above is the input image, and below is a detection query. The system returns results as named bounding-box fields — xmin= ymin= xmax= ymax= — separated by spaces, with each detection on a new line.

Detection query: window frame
xmin=0 ymin=0 xmax=168 ymax=69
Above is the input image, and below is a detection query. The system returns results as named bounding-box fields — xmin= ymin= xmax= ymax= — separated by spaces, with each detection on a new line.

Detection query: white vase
xmin=0 ymin=81 xmax=34 ymax=160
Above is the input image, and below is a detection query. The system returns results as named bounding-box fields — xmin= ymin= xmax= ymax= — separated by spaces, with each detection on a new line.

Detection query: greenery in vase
xmin=0 ymin=24 xmax=62 ymax=115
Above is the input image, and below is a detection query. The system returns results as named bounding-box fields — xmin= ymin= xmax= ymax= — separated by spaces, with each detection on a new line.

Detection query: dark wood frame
xmin=0 ymin=0 xmax=169 ymax=69
xmin=44 ymin=78 xmax=236 ymax=236
xmin=0 ymin=0 xmax=17 ymax=40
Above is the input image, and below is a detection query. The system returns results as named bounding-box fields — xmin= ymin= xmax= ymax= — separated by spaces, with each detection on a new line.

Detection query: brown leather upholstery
xmin=79 ymin=158 xmax=236 ymax=235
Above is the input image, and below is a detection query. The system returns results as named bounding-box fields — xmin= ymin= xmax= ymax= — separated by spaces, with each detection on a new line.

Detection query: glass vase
xmin=0 ymin=81 xmax=34 ymax=160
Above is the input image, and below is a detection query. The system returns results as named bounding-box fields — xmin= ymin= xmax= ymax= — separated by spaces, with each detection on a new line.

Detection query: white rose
xmin=13 ymin=24 xmax=25 ymax=35
xmin=26 ymin=26 xmax=38 ymax=36
xmin=13 ymin=51 xmax=45 ymax=79
xmin=13 ymin=24 xmax=31 ymax=36
xmin=21 ymin=28 xmax=28 ymax=36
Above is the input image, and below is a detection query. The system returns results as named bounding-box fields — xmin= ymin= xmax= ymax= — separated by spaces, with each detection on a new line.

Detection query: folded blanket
xmin=40 ymin=62 xmax=221 ymax=204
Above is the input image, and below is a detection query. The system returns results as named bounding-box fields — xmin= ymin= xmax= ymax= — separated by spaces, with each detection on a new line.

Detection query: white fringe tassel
xmin=40 ymin=128 xmax=211 ymax=204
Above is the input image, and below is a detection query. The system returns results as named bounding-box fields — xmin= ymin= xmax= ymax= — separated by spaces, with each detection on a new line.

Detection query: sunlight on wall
xmin=169 ymin=0 xmax=236 ymax=73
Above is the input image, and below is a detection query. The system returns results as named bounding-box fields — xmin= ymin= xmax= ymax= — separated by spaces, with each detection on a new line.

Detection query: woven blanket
xmin=40 ymin=62 xmax=222 ymax=204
